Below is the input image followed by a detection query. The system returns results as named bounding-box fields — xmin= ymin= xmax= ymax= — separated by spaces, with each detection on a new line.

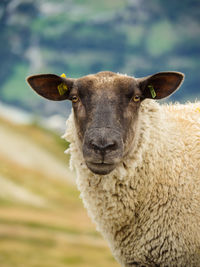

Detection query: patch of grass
xmin=0 ymin=239 xmax=118 ymax=267
xmin=0 ymin=218 xmax=83 ymax=236
xmin=0 ymin=234 xmax=56 ymax=248
xmin=62 ymin=256 xmax=84 ymax=264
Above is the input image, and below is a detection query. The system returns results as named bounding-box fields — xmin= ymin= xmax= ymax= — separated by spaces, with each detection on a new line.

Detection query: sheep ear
xmin=138 ymin=72 xmax=185 ymax=99
xmin=26 ymin=74 xmax=75 ymax=101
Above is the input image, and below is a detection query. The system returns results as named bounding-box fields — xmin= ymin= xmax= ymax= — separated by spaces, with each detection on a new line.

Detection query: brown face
xmin=69 ymin=72 xmax=142 ymax=174
xmin=27 ymin=70 xmax=184 ymax=175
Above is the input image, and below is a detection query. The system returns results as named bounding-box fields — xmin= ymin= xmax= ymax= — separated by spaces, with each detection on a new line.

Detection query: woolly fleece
xmin=63 ymin=99 xmax=200 ymax=267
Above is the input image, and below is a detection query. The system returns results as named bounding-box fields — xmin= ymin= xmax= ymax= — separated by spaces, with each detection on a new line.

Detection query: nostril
xmin=91 ymin=141 xmax=100 ymax=150
xmin=90 ymin=140 xmax=118 ymax=152
xmin=106 ymin=141 xmax=117 ymax=150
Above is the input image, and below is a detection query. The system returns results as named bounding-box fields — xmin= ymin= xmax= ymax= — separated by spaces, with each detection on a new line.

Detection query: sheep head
xmin=27 ymin=71 xmax=184 ymax=175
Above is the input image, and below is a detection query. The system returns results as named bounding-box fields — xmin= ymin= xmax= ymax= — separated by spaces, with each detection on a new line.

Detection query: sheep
xmin=27 ymin=71 xmax=200 ymax=267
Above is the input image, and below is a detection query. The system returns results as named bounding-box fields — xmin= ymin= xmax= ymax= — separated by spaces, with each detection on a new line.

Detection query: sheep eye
xmin=72 ymin=96 xmax=79 ymax=103
xmin=133 ymin=95 xmax=140 ymax=102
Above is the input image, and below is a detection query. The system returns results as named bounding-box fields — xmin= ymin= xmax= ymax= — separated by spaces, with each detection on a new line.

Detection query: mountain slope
xmin=0 ymin=117 xmax=119 ymax=267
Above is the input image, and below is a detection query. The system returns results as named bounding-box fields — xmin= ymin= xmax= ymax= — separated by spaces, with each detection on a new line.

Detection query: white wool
xmin=63 ymin=99 xmax=200 ymax=267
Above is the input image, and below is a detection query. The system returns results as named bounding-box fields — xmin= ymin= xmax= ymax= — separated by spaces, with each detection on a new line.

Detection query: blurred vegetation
xmin=0 ymin=116 xmax=119 ymax=267
xmin=0 ymin=0 xmax=200 ymax=115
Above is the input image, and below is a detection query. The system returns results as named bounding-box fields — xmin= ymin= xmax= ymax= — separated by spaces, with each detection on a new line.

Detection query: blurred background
xmin=0 ymin=0 xmax=199 ymax=266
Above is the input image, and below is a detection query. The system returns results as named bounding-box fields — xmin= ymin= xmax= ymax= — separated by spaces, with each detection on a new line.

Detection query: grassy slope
xmin=0 ymin=117 xmax=119 ymax=267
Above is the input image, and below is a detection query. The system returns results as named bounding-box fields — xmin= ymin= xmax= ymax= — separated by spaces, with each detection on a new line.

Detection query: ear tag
xmin=58 ymin=83 xmax=68 ymax=95
xmin=60 ymin=73 xmax=67 ymax=78
xmin=58 ymin=73 xmax=68 ymax=95
xmin=196 ymin=107 xmax=200 ymax=113
xmin=148 ymin=85 xmax=156 ymax=99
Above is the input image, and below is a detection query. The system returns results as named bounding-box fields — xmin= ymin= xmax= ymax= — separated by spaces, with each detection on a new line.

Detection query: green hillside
xmin=0 ymin=117 xmax=119 ymax=267
xmin=0 ymin=0 xmax=200 ymax=116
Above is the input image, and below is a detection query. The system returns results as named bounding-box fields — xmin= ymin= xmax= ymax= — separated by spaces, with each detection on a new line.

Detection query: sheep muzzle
xmin=82 ymin=127 xmax=124 ymax=175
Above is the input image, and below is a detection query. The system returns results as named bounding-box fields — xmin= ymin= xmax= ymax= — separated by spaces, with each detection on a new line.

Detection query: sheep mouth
xmin=86 ymin=161 xmax=116 ymax=175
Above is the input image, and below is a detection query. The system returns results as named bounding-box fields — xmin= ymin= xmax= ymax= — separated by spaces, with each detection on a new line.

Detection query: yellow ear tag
xmin=196 ymin=107 xmax=200 ymax=113
xmin=58 ymin=73 xmax=68 ymax=95
xmin=148 ymin=85 xmax=156 ymax=99
xmin=60 ymin=73 xmax=67 ymax=78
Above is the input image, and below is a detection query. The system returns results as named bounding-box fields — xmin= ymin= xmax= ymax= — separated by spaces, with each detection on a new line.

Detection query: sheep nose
xmin=90 ymin=139 xmax=118 ymax=154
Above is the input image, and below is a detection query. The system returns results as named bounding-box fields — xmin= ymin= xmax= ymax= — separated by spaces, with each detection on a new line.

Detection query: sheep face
xmin=27 ymin=71 xmax=184 ymax=175
xmin=72 ymin=72 xmax=141 ymax=175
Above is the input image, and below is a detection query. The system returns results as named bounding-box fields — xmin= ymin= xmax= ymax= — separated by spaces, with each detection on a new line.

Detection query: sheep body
xmin=64 ymin=99 xmax=200 ymax=267
xmin=26 ymin=70 xmax=200 ymax=266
